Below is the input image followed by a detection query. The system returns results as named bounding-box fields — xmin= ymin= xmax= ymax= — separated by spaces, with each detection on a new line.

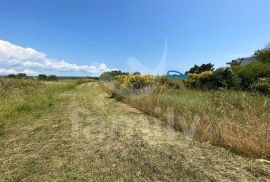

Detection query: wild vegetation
xmin=0 ymin=78 xmax=81 ymax=136
xmin=101 ymin=46 xmax=270 ymax=159
xmin=1 ymin=46 xmax=270 ymax=181
xmin=37 ymin=74 xmax=58 ymax=81
xmin=1 ymin=80 xmax=269 ymax=181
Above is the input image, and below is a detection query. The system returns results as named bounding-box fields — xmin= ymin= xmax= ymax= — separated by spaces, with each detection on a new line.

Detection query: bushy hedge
xmin=255 ymin=45 xmax=270 ymax=64
xmin=37 ymin=74 xmax=58 ymax=81
xmin=232 ymin=62 xmax=270 ymax=89
xmin=116 ymin=74 xmax=155 ymax=89
xmin=183 ymin=69 xmax=239 ymax=90
xmin=100 ymin=71 xmax=129 ymax=81
xmin=250 ymin=77 xmax=270 ymax=95
xmin=184 ymin=71 xmax=214 ymax=89
xmin=7 ymin=73 xmax=27 ymax=79
xmin=37 ymin=74 xmax=47 ymax=80
xmin=186 ymin=63 xmax=214 ymax=74
xmin=183 ymin=63 xmax=270 ymax=94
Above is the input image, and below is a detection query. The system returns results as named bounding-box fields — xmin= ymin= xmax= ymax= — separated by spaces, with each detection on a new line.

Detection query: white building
xmin=226 ymin=56 xmax=257 ymax=67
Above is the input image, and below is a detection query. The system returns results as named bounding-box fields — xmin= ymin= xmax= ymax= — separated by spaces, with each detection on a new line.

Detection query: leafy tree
xmin=184 ymin=67 xmax=241 ymax=90
xmin=100 ymin=70 xmax=129 ymax=81
xmin=255 ymin=44 xmax=270 ymax=64
xmin=211 ymin=67 xmax=236 ymax=89
xmin=7 ymin=74 xmax=16 ymax=78
xmin=199 ymin=63 xmax=214 ymax=73
xmin=232 ymin=62 xmax=270 ymax=89
xmin=16 ymin=73 xmax=27 ymax=79
xmin=187 ymin=63 xmax=214 ymax=74
xmin=133 ymin=72 xmax=141 ymax=75
xmin=38 ymin=74 xmax=48 ymax=80
xmin=187 ymin=64 xmax=200 ymax=74
xmin=250 ymin=77 xmax=270 ymax=95
xmin=47 ymin=75 xmax=58 ymax=81
xmin=110 ymin=70 xmax=129 ymax=77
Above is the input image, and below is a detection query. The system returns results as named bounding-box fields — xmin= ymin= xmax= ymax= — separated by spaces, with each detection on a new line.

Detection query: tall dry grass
xmin=101 ymin=81 xmax=270 ymax=159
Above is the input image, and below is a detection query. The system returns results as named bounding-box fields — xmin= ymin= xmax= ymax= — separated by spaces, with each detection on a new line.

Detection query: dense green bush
xmin=184 ymin=71 xmax=214 ymax=89
xmin=7 ymin=74 xmax=16 ymax=78
xmin=186 ymin=63 xmax=214 ymax=74
xmin=38 ymin=74 xmax=48 ymax=80
xmin=99 ymin=72 xmax=114 ymax=81
xmin=211 ymin=67 xmax=241 ymax=89
xmin=116 ymin=74 xmax=155 ymax=89
xmin=182 ymin=45 xmax=270 ymax=93
xmin=100 ymin=71 xmax=129 ymax=81
xmin=184 ymin=62 xmax=270 ymax=94
xmin=250 ymin=77 xmax=270 ymax=94
xmin=6 ymin=73 xmax=27 ymax=79
xmin=47 ymin=75 xmax=58 ymax=81
xmin=133 ymin=71 xmax=141 ymax=75
xmin=255 ymin=45 xmax=270 ymax=64
xmin=16 ymin=73 xmax=27 ymax=79
xmin=232 ymin=62 xmax=270 ymax=89
xmin=37 ymin=74 xmax=58 ymax=81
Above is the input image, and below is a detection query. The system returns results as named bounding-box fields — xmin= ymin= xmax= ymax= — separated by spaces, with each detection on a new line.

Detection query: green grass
xmin=101 ymin=81 xmax=270 ymax=159
xmin=1 ymin=80 xmax=270 ymax=181
xmin=0 ymin=78 xmax=79 ymax=135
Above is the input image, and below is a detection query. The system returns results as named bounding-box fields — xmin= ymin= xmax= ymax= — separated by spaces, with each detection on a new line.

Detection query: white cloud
xmin=0 ymin=40 xmax=112 ymax=76
xmin=0 ymin=67 xmax=18 ymax=75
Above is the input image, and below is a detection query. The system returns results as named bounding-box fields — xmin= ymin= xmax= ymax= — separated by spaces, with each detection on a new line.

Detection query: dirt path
xmin=0 ymin=82 xmax=269 ymax=181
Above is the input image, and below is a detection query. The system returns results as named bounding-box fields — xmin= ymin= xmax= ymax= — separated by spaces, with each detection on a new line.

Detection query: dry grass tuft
xmin=101 ymin=81 xmax=270 ymax=159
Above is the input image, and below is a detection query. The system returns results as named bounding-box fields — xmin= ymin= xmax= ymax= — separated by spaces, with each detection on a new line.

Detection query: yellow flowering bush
xmin=116 ymin=74 xmax=155 ymax=89
xmin=184 ymin=71 xmax=213 ymax=88
xmin=188 ymin=71 xmax=213 ymax=79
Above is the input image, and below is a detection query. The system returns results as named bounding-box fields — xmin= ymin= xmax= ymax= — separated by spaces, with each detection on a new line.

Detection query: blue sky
xmin=0 ymin=0 xmax=270 ymax=76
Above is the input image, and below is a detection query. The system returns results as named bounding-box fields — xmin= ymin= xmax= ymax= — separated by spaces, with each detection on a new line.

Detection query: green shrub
xmin=7 ymin=74 xmax=16 ymax=78
xmin=38 ymin=74 xmax=48 ymax=80
xmin=232 ymin=62 xmax=270 ymax=89
xmin=255 ymin=45 xmax=270 ymax=64
xmin=211 ymin=67 xmax=237 ymax=89
xmin=187 ymin=63 xmax=214 ymax=74
xmin=37 ymin=74 xmax=57 ymax=81
xmin=47 ymin=75 xmax=58 ymax=81
xmin=116 ymin=75 xmax=155 ymax=89
xmin=184 ymin=71 xmax=213 ymax=89
xmin=100 ymin=72 xmax=114 ymax=81
xmin=250 ymin=77 xmax=270 ymax=94
xmin=16 ymin=73 xmax=27 ymax=79
xmin=6 ymin=73 xmax=28 ymax=79
xmin=100 ymin=71 xmax=129 ymax=81
xmin=133 ymin=71 xmax=141 ymax=75
xmin=185 ymin=64 xmax=270 ymax=92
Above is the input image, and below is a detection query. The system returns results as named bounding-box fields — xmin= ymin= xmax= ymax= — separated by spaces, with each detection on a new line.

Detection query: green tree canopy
xmin=100 ymin=70 xmax=129 ymax=81
xmin=187 ymin=63 xmax=214 ymax=74
xmin=38 ymin=74 xmax=48 ymax=80
xmin=133 ymin=72 xmax=141 ymax=75
xmin=16 ymin=73 xmax=27 ymax=79
xmin=47 ymin=75 xmax=58 ymax=81
xmin=255 ymin=44 xmax=270 ymax=64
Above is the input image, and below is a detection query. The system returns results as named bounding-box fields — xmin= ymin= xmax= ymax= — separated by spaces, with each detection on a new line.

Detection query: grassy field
xmin=1 ymin=79 xmax=270 ymax=181
xmin=0 ymin=78 xmax=78 ymax=136
xmin=101 ymin=81 xmax=270 ymax=159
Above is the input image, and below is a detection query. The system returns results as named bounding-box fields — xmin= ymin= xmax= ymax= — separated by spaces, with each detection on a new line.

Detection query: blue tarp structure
xmin=167 ymin=70 xmax=189 ymax=79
